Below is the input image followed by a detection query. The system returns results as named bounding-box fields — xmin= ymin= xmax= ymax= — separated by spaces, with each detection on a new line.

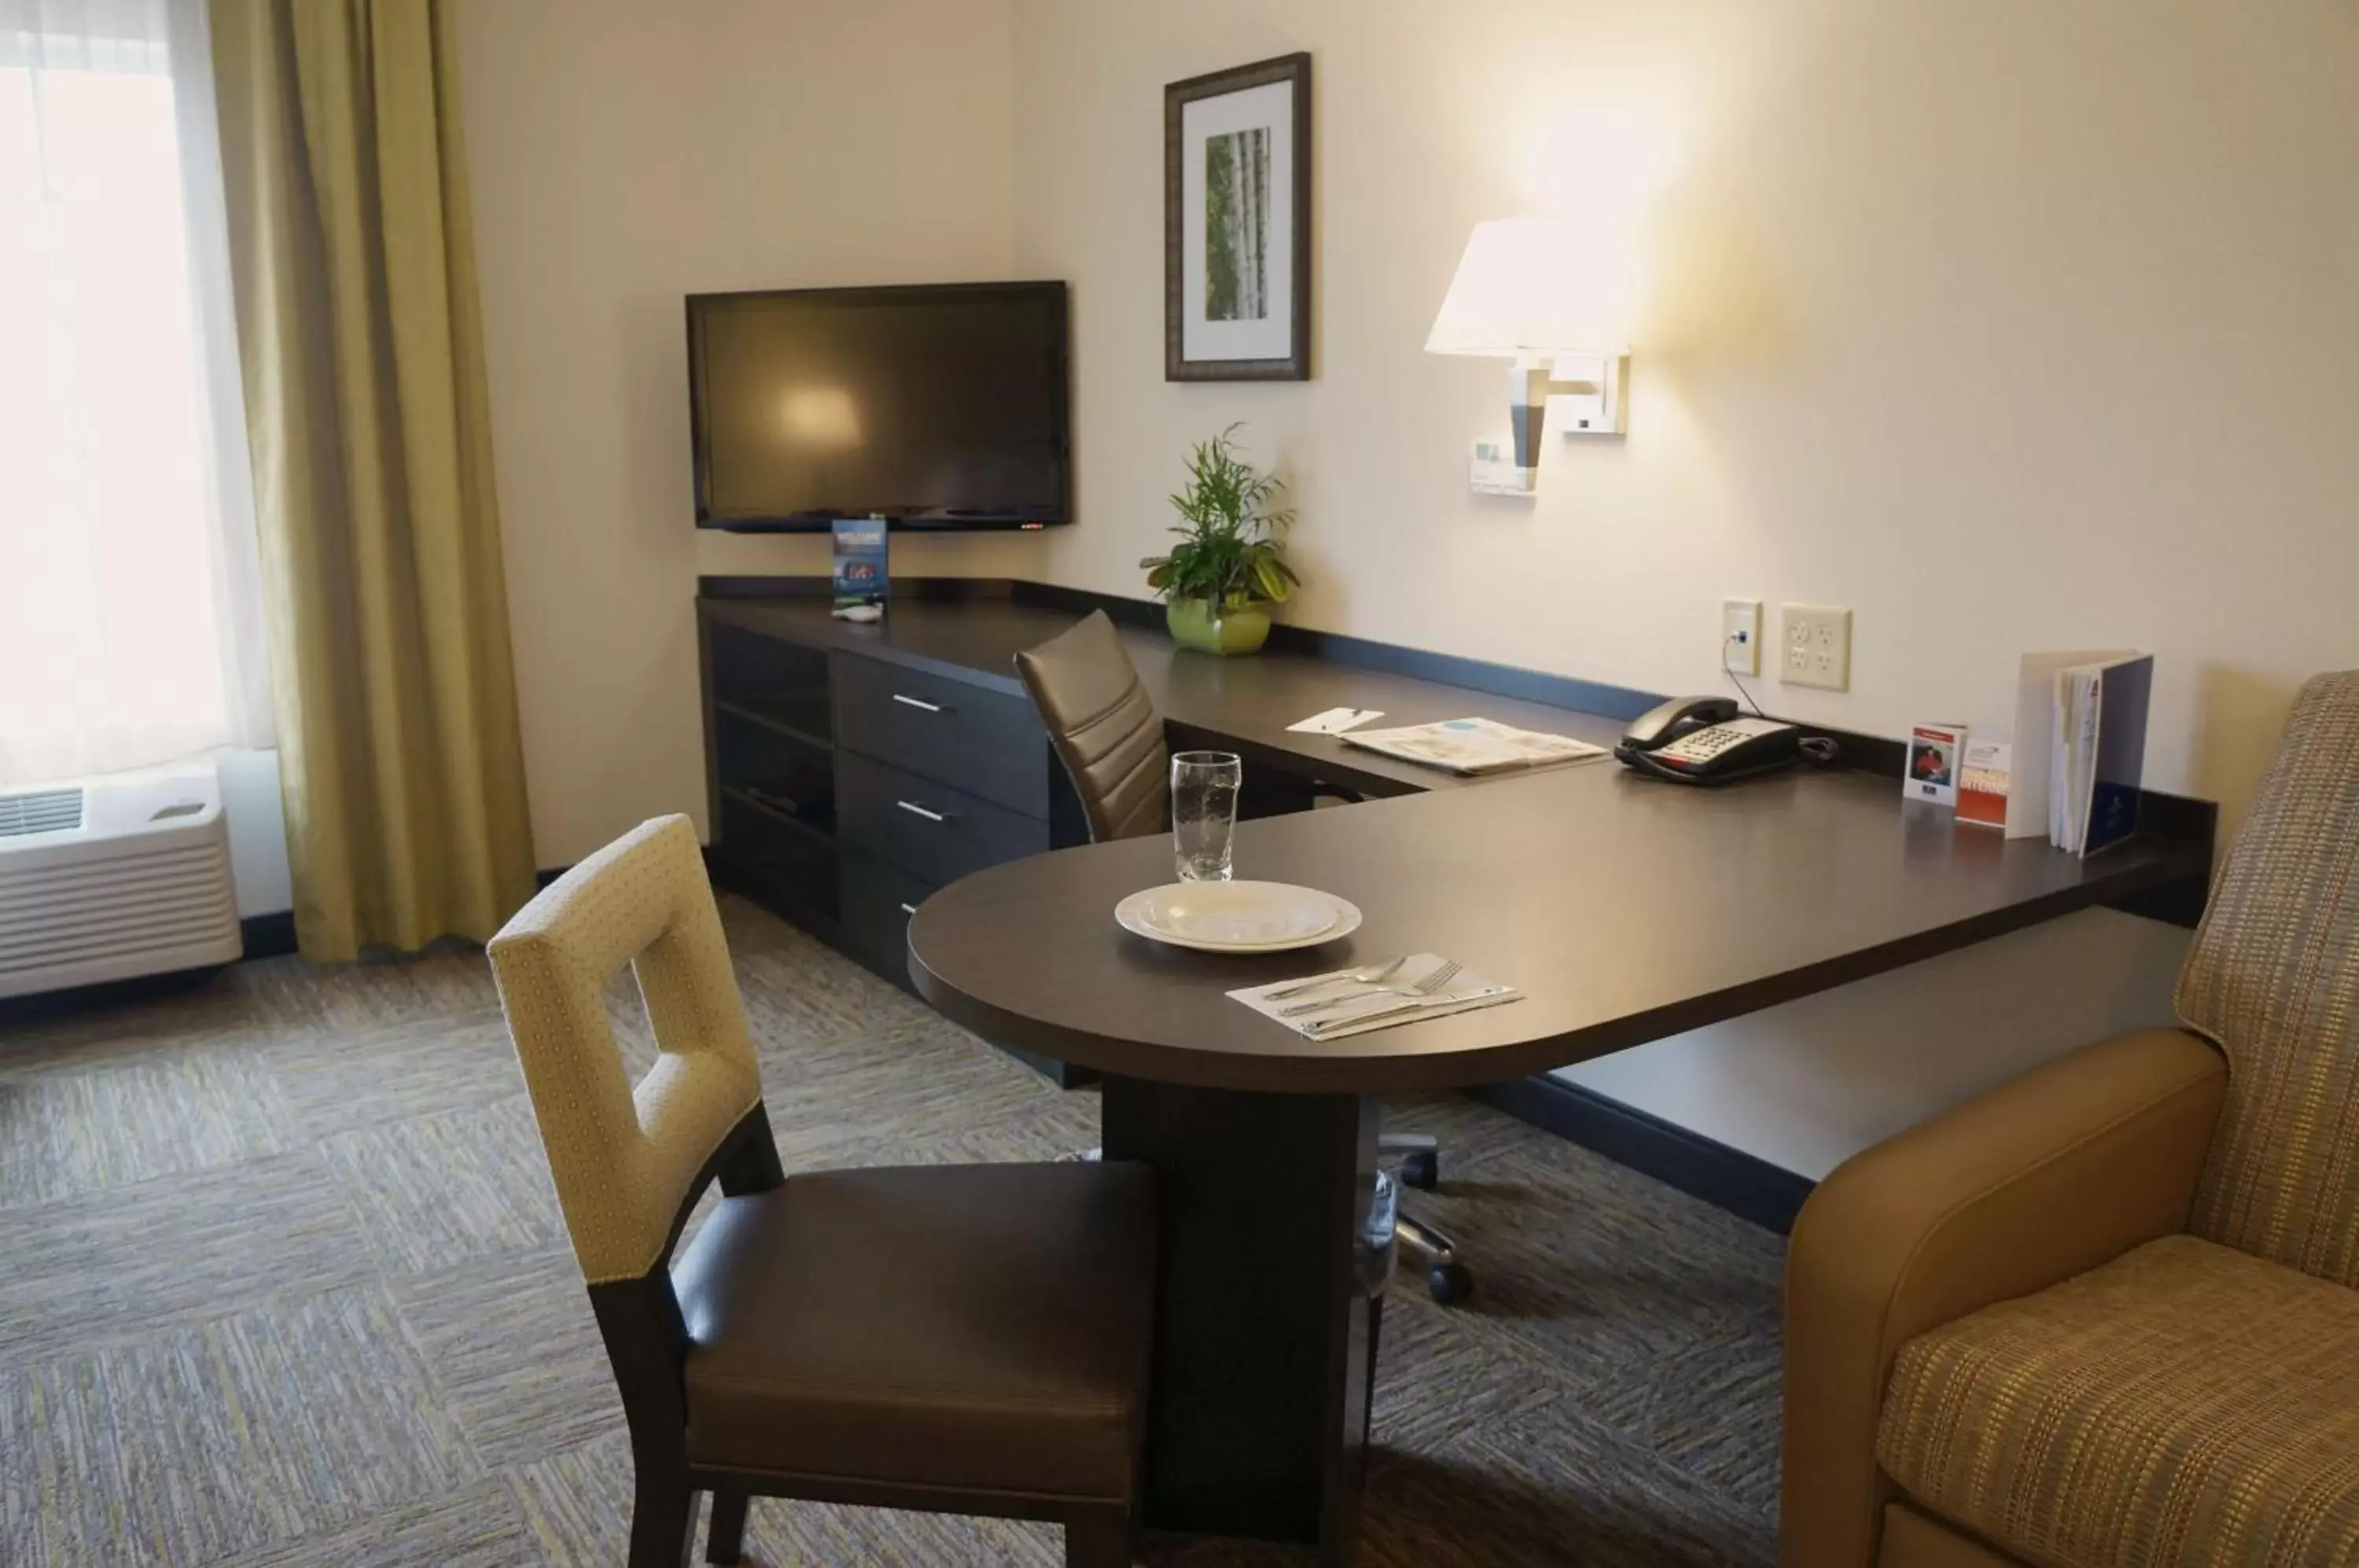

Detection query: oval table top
xmin=906 ymin=760 xmax=2204 ymax=1096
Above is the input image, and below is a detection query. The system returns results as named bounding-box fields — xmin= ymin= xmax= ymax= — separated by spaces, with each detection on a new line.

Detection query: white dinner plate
xmin=1114 ymin=881 xmax=1362 ymax=953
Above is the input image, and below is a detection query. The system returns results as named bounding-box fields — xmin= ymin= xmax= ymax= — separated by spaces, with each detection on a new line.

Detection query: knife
xmin=1301 ymin=985 xmax=1503 ymax=1036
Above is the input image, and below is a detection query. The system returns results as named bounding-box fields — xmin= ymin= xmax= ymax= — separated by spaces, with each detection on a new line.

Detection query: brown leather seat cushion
xmin=672 ymin=1161 xmax=1156 ymax=1503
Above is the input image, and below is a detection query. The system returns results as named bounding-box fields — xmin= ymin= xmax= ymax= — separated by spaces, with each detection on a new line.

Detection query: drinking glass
xmin=1171 ymin=750 xmax=1242 ymax=882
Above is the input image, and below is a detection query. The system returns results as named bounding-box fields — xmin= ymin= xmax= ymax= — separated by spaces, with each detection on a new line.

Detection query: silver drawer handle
xmin=890 ymin=694 xmax=947 ymax=713
xmin=895 ymin=800 xmax=949 ymax=823
xmin=898 ymin=903 xmax=918 ymax=916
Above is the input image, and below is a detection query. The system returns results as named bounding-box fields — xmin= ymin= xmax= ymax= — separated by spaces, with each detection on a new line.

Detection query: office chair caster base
xmin=1399 ymin=1148 xmax=1439 ymax=1190
xmin=1395 ymin=1210 xmax=1473 ymax=1305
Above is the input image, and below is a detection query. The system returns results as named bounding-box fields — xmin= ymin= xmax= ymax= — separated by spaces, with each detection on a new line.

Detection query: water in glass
xmin=1171 ymin=750 xmax=1242 ymax=882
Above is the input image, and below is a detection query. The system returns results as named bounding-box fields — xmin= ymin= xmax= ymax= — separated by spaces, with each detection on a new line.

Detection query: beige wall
xmin=459 ymin=0 xmax=1039 ymax=867
xmin=1012 ymin=0 xmax=2359 ymax=833
xmin=462 ymin=0 xmax=2357 ymax=867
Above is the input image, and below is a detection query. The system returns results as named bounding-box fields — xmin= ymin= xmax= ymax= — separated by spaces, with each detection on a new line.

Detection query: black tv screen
xmin=687 ymin=281 xmax=1069 ymax=531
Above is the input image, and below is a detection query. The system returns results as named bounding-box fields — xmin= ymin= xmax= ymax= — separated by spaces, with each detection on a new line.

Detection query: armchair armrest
xmin=1778 ymin=1027 xmax=2226 ymax=1568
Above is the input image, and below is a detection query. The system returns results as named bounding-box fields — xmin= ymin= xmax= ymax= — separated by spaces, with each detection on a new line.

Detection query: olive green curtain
xmin=209 ymin=0 xmax=535 ymax=961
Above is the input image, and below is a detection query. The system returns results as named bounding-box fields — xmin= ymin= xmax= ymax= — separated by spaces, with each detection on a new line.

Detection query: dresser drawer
xmin=836 ymin=852 xmax=937 ymax=988
xmin=832 ymin=653 xmax=1049 ymax=815
xmin=837 ymin=752 xmax=1049 ymax=886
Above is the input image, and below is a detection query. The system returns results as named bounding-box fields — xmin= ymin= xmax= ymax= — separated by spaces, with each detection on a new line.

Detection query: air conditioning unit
xmin=0 ymin=764 xmax=243 ymax=999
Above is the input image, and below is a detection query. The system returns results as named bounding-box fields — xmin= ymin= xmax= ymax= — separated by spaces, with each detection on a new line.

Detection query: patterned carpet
xmin=0 ymin=896 xmax=1785 ymax=1566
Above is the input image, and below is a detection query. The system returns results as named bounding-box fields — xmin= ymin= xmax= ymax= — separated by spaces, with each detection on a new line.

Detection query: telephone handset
xmin=1615 ymin=695 xmax=1803 ymax=785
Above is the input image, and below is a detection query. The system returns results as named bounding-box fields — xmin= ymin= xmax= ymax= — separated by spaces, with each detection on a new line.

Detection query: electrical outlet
xmin=1779 ymin=604 xmax=1853 ymax=691
xmin=1721 ymin=598 xmax=1761 ymax=676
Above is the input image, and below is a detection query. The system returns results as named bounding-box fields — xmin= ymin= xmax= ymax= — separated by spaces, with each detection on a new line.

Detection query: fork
xmin=1279 ymin=959 xmax=1461 ymax=1019
xmin=1264 ymin=955 xmax=1408 ymax=1003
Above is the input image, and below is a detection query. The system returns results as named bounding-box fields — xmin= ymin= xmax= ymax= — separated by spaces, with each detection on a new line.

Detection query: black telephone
xmin=1615 ymin=696 xmax=1804 ymax=785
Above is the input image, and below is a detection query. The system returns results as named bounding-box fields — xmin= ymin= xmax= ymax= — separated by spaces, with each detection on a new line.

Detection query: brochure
xmin=1340 ymin=717 xmax=1607 ymax=776
xmin=1956 ymin=741 xmax=2011 ymax=830
xmin=831 ymin=517 xmax=889 ymax=617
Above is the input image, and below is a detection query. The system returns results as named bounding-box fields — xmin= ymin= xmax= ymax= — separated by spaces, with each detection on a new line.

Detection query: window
xmin=0 ymin=1 xmax=269 ymax=786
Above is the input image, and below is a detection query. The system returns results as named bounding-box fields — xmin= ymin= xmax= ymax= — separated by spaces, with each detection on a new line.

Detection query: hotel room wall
xmin=458 ymin=0 xmax=1038 ymax=867
xmin=1010 ymin=0 xmax=2359 ymax=841
xmin=1006 ymin=0 xmax=2352 ymax=1174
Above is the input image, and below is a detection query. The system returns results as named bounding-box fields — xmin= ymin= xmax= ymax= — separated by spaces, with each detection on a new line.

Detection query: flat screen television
xmin=687 ymin=281 xmax=1069 ymax=532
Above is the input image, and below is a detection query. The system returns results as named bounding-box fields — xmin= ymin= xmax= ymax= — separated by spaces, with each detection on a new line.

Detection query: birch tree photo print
xmin=1165 ymin=52 xmax=1308 ymax=379
xmin=1204 ymin=126 xmax=1270 ymax=321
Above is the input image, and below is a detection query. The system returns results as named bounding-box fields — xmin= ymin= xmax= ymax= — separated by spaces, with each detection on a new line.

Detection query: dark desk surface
xmin=908 ymin=761 xmax=2207 ymax=1093
xmin=704 ymin=597 xmax=1630 ymax=797
xmin=704 ymin=592 xmax=2211 ymax=1095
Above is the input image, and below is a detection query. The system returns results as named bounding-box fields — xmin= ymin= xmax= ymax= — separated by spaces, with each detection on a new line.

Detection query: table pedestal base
xmin=1102 ymin=1078 xmax=1382 ymax=1566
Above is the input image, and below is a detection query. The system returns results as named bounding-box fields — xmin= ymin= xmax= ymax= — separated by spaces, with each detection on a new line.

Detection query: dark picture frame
xmin=1164 ymin=52 xmax=1312 ymax=382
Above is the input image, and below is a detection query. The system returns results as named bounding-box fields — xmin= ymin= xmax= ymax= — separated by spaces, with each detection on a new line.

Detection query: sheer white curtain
xmin=0 ymin=0 xmax=271 ymax=786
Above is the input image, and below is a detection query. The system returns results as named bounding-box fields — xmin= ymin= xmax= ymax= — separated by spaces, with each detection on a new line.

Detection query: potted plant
xmin=1140 ymin=424 xmax=1299 ymax=656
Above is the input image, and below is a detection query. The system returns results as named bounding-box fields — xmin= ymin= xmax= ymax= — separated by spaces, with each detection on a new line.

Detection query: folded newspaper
xmin=1340 ymin=716 xmax=1608 ymax=775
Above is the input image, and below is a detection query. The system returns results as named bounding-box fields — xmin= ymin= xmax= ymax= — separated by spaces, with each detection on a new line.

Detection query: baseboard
xmin=240 ymin=911 xmax=299 ymax=959
xmin=230 ymin=866 xmax=572 ymax=967
xmin=0 ymin=966 xmax=233 ymax=1029
xmin=1464 ymin=1073 xmax=1817 ymax=1235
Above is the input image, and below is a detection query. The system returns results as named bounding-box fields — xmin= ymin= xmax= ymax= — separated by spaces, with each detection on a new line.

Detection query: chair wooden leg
xmin=705 ymin=1485 xmax=749 ymax=1565
xmin=628 ymin=1468 xmax=697 ymax=1568
xmin=1063 ymin=1504 xmax=1135 ymax=1568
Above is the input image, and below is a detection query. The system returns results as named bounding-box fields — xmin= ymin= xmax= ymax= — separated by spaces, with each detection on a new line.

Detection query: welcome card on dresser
xmin=1340 ymin=717 xmax=1606 ymax=775
xmin=830 ymin=517 xmax=889 ymax=619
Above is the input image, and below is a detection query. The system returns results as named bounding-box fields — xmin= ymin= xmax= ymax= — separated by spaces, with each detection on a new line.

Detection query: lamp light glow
xmin=1426 ymin=215 xmax=1634 ymax=491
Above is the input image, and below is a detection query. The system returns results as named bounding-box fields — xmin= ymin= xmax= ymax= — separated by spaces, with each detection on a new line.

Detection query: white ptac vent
xmin=0 ymin=764 xmax=242 ymax=999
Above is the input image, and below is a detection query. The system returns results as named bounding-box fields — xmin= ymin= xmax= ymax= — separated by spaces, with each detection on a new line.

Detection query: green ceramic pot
xmin=1165 ymin=597 xmax=1272 ymax=657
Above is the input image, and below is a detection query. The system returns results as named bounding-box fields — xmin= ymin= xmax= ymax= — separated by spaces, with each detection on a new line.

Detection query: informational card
xmin=1286 ymin=707 xmax=1383 ymax=735
xmin=1956 ymin=740 xmax=2012 ymax=830
xmin=1904 ymin=722 xmax=1967 ymax=808
xmin=831 ymin=517 xmax=889 ymax=618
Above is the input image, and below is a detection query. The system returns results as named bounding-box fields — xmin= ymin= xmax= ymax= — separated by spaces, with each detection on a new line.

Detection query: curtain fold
xmin=208 ymin=0 xmax=534 ymax=961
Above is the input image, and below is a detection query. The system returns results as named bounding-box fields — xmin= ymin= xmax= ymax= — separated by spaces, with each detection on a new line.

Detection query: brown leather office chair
xmin=488 ymin=815 xmax=1155 ymax=1568
xmin=1015 ymin=609 xmax=1474 ymax=1303
xmin=1781 ymin=672 xmax=2359 ymax=1568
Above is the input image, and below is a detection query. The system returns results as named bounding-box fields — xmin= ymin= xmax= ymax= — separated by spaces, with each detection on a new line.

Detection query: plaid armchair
xmin=1781 ymin=672 xmax=2359 ymax=1568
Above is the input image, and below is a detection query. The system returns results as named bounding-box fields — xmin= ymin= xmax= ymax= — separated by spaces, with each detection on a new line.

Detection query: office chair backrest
xmin=1015 ymin=609 xmax=1168 ymax=843
xmin=2177 ymin=671 xmax=2359 ymax=1287
xmin=488 ymin=814 xmax=767 ymax=1285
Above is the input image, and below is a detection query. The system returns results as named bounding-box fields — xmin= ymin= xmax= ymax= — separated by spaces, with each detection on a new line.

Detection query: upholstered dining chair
xmin=488 ymin=815 xmax=1157 ymax=1568
xmin=1015 ymin=609 xmax=1474 ymax=1303
xmin=1781 ymin=671 xmax=2359 ymax=1568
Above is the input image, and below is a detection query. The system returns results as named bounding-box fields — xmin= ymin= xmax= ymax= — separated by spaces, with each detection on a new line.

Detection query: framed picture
xmin=1165 ymin=52 xmax=1312 ymax=382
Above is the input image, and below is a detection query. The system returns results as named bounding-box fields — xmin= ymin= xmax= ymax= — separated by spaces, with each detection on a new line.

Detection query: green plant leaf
xmin=1250 ymin=554 xmax=1289 ymax=602
xmin=1149 ymin=421 xmax=1301 ymax=605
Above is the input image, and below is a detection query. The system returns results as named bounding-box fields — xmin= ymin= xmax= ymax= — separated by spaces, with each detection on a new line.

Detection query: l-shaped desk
xmin=697 ymin=579 xmax=2214 ymax=1564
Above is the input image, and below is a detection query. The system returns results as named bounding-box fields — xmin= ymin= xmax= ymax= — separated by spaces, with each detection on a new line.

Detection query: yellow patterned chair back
xmin=487 ymin=815 xmax=764 ymax=1285
xmin=2178 ymin=672 xmax=2359 ymax=1286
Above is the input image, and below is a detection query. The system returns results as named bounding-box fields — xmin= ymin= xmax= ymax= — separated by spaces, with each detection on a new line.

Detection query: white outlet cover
xmin=1722 ymin=598 xmax=1762 ymax=676
xmin=1779 ymin=604 xmax=1853 ymax=691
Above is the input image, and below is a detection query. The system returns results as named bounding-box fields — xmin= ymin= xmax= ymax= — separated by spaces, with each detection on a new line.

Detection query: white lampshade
xmin=1424 ymin=216 xmax=1634 ymax=359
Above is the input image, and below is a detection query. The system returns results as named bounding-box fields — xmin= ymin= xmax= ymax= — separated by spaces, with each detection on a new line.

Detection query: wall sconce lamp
xmin=1425 ymin=216 xmax=1632 ymax=495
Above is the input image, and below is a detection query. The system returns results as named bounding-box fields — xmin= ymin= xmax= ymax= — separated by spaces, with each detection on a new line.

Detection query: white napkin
xmin=1228 ymin=953 xmax=1520 ymax=1040
xmin=1286 ymin=706 xmax=1384 ymax=735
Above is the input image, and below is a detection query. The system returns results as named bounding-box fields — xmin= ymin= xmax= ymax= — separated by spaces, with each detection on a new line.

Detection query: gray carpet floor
xmin=0 ymin=896 xmax=1784 ymax=1566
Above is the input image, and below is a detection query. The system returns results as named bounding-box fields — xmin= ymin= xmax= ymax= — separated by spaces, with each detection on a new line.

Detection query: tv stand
xmin=699 ymin=586 xmax=1091 ymax=1086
